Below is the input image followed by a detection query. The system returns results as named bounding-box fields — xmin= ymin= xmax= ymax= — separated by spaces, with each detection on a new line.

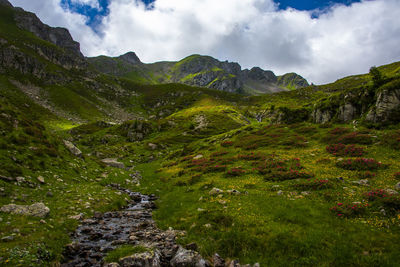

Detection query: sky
xmin=8 ymin=0 xmax=400 ymax=84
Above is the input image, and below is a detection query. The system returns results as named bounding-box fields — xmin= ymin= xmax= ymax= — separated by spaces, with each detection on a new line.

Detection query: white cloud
xmin=8 ymin=0 xmax=400 ymax=84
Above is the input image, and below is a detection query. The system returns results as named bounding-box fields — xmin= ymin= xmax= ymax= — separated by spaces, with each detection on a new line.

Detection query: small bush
xmin=326 ymin=144 xmax=365 ymax=157
xmin=359 ymin=171 xmax=376 ymax=179
xmin=330 ymin=202 xmax=369 ymax=217
xmin=336 ymin=158 xmax=385 ymax=171
xmin=394 ymin=172 xmax=400 ymax=179
xmin=221 ymin=141 xmax=233 ymax=147
xmin=227 ymin=167 xmax=246 ymax=177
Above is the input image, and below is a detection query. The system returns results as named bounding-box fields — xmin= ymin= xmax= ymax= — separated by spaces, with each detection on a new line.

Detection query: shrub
xmin=265 ymin=169 xmax=314 ymax=181
xmin=221 ymin=141 xmax=233 ymax=147
xmin=364 ymin=189 xmax=400 ymax=212
xmin=207 ymin=165 xmax=227 ymax=172
xmin=336 ymin=158 xmax=385 ymax=171
xmin=394 ymin=172 xmax=400 ymax=179
xmin=337 ymin=132 xmax=373 ymax=145
xmin=330 ymin=202 xmax=369 ymax=217
xmin=326 ymin=144 xmax=365 ymax=157
xmin=227 ymin=167 xmax=246 ymax=177
xmin=237 ymin=152 xmax=264 ymax=161
xmin=294 ymin=179 xmax=332 ymax=190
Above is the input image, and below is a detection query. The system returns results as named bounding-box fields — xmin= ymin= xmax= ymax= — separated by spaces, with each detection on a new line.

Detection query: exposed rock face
xmin=243 ymin=67 xmax=277 ymax=83
xmin=13 ymin=10 xmax=83 ymax=58
xmin=311 ymin=108 xmax=333 ymax=124
xmin=366 ymin=88 xmax=400 ymax=123
xmin=1 ymin=202 xmax=50 ymax=218
xmin=338 ymin=103 xmax=358 ymax=122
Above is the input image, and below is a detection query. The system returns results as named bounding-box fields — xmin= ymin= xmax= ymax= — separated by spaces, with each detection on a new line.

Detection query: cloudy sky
xmin=8 ymin=0 xmax=400 ymax=84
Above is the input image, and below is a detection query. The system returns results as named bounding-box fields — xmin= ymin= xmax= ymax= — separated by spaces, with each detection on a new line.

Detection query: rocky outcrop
xmin=13 ymin=9 xmax=83 ymax=58
xmin=1 ymin=202 xmax=50 ymax=218
xmin=119 ymin=52 xmax=142 ymax=65
xmin=366 ymin=87 xmax=400 ymax=123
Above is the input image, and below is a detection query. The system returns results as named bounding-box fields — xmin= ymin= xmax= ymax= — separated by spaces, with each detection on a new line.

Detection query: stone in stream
xmin=119 ymin=250 xmax=162 ymax=267
xmin=170 ymin=246 xmax=208 ymax=267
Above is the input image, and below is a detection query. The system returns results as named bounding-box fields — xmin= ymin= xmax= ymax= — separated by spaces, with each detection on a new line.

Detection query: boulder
xmin=1 ymin=202 xmax=50 ymax=218
xmin=366 ymin=88 xmax=400 ymax=123
xmin=63 ymin=140 xmax=82 ymax=157
xmin=209 ymin=188 xmax=223 ymax=195
xmin=170 ymin=246 xmax=208 ymax=267
xmin=101 ymin=158 xmax=125 ymax=169
xmin=119 ymin=250 xmax=161 ymax=267
xmin=37 ymin=176 xmax=45 ymax=184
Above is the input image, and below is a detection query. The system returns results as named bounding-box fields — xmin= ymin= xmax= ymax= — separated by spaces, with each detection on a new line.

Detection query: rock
xmin=1 ymin=236 xmax=14 ymax=242
xmin=148 ymin=143 xmax=158 ymax=150
xmin=395 ymin=182 xmax=400 ymax=190
xmin=0 ymin=202 xmax=50 ymax=218
xmin=352 ymin=179 xmax=369 ymax=186
xmin=228 ymin=259 xmax=241 ymax=267
xmin=212 ymin=253 xmax=225 ymax=267
xmin=277 ymin=190 xmax=283 ymax=196
xmin=37 ymin=176 xmax=45 ymax=184
xmin=0 ymin=175 xmax=14 ymax=182
xmin=227 ymin=189 xmax=241 ymax=195
xmin=101 ymin=158 xmax=125 ymax=169
xmin=385 ymin=189 xmax=399 ymax=195
xmin=193 ymin=154 xmax=204 ymax=160
xmin=119 ymin=250 xmax=161 ymax=267
xmin=0 ymin=0 xmax=13 ymax=7
xmin=16 ymin=176 xmax=25 ymax=183
xmin=170 ymin=246 xmax=207 ymax=267
xmin=209 ymin=188 xmax=223 ymax=195
xmin=301 ymin=191 xmax=311 ymax=196
xmin=69 ymin=213 xmax=84 ymax=220
xmin=106 ymin=263 xmax=120 ymax=267
xmin=63 ymin=140 xmax=82 ymax=157
xmin=46 ymin=191 xmax=54 ymax=197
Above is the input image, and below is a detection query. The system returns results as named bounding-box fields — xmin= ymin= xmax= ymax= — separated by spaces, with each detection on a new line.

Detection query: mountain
xmin=2 ymin=0 xmax=400 ymax=266
xmin=88 ymin=53 xmax=309 ymax=95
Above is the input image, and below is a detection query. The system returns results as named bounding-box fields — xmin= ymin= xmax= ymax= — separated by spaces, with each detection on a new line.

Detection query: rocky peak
xmin=277 ymin=73 xmax=309 ymax=89
xmin=244 ymin=67 xmax=277 ymax=83
xmin=118 ymin=52 xmax=141 ymax=65
xmin=13 ymin=9 xmax=83 ymax=58
xmin=0 ymin=0 xmax=12 ymax=7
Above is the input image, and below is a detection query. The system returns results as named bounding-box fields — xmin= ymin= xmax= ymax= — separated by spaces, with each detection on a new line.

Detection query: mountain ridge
xmin=88 ymin=52 xmax=310 ymax=95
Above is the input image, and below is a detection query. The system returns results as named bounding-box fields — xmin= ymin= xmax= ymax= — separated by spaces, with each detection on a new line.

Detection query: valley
xmin=1 ymin=0 xmax=400 ymax=266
